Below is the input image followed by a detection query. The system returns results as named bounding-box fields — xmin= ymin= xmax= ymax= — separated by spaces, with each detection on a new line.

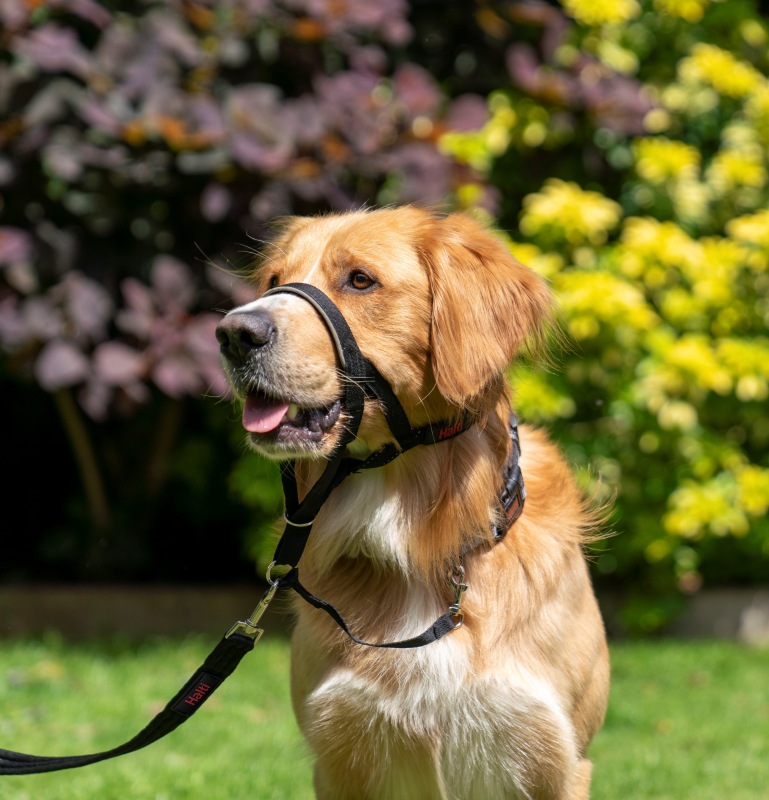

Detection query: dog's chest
xmin=299 ymin=610 xmax=575 ymax=800
xmin=311 ymin=470 xmax=414 ymax=571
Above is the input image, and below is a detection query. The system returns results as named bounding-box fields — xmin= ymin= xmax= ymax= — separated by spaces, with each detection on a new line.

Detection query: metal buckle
xmin=447 ymin=565 xmax=468 ymax=627
xmin=226 ymin=562 xmax=292 ymax=642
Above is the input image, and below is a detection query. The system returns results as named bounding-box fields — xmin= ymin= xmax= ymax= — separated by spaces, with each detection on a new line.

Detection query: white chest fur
xmin=296 ymin=585 xmax=579 ymax=800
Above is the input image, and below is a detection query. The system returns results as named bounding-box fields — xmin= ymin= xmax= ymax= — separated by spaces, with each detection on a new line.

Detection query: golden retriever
xmin=216 ymin=206 xmax=610 ymax=800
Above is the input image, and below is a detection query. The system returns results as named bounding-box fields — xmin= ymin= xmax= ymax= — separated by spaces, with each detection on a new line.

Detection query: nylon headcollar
xmin=261 ymin=282 xmax=473 ymax=566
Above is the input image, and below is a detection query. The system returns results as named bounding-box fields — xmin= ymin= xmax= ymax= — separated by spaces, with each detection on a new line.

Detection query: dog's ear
xmin=421 ymin=213 xmax=554 ymax=406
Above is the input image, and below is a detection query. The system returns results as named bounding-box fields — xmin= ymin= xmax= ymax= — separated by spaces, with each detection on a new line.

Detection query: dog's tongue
xmin=243 ymin=394 xmax=289 ymax=433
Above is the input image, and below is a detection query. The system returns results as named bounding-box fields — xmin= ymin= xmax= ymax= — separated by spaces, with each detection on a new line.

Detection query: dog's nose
xmin=216 ymin=309 xmax=277 ymax=363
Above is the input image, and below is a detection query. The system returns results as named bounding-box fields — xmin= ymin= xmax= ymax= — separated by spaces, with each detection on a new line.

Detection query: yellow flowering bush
xmin=561 ymin=0 xmax=641 ymax=27
xmin=633 ymin=137 xmax=701 ymax=183
xmin=654 ymin=0 xmax=709 ymax=22
xmin=519 ymin=179 xmax=622 ymax=245
xmin=679 ymin=43 xmax=764 ymax=100
xmin=727 ymin=209 xmax=769 ymax=251
xmin=441 ymin=0 xmax=769 ymax=631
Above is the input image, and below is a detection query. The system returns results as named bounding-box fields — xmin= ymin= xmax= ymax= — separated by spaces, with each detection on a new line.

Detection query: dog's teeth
xmin=287 ymin=403 xmax=300 ymax=421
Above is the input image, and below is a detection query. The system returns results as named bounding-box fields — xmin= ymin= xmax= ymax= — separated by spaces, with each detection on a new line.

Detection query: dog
xmin=216 ymin=206 xmax=610 ymax=800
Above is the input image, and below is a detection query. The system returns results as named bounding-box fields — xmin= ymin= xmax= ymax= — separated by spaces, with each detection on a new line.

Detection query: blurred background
xmin=1 ymin=0 xmax=768 ymax=636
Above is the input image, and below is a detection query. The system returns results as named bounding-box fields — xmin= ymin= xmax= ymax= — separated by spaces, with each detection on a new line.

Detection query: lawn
xmin=1 ymin=635 xmax=767 ymax=799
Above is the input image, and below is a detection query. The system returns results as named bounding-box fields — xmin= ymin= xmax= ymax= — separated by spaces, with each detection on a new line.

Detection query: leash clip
xmin=447 ymin=566 xmax=468 ymax=626
xmin=226 ymin=562 xmax=291 ymax=642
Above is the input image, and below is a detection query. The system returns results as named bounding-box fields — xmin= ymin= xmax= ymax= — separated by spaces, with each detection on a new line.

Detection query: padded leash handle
xmin=0 ymin=633 xmax=255 ymax=775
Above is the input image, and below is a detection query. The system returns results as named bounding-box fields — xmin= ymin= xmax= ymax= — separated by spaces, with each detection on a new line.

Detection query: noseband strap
xmin=262 ymin=283 xmax=417 ymax=450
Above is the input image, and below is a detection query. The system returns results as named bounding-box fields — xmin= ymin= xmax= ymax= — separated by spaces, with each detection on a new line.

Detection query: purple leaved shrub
xmin=0 ymin=0 xmax=490 ymax=579
xmin=0 ymin=1 xmax=656 ymax=584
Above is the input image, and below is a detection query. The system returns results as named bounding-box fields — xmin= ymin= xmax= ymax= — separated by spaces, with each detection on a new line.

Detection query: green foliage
xmin=3 ymin=0 xmax=767 ymax=628
xmin=228 ymin=453 xmax=285 ymax=573
xmin=441 ymin=0 xmax=769 ymax=631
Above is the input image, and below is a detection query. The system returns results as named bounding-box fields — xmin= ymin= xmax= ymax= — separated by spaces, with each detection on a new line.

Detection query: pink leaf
xmin=0 ymin=227 xmax=33 ymax=266
xmin=93 ymin=341 xmax=145 ymax=386
xmin=62 ymin=272 xmax=114 ymax=342
xmin=35 ymin=339 xmax=90 ymax=391
xmin=152 ymin=354 xmax=201 ymax=398
xmin=151 ymin=256 xmax=195 ymax=311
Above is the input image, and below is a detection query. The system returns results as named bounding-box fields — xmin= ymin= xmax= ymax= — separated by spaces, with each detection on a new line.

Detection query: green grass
xmin=1 ymin=636 xmax=767 ymax=799
xmin=591 ymin=640 xmax=769 ymax=800
xmin=0 ymin=635 xmax=313 ymax=800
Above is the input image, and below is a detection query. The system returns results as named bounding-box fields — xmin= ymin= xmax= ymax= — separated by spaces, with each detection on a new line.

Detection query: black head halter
xmin=250 ymin=282 xmax=525 ymax=650
xmin=261 ymin=282 xmax=473 ymax=570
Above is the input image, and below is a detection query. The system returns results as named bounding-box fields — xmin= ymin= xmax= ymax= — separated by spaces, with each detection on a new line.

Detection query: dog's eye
xmin=267 ymin=274 xmax=279 ymax=289
xmin=348 ymin=270 xmax=376 ymax=291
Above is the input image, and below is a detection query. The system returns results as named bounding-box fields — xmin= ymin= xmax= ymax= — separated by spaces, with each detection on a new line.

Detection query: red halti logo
xmin=183 ymin=682 xmax=212 ymax=708
xmin=438 ymin=421 xmax=464 ymax=440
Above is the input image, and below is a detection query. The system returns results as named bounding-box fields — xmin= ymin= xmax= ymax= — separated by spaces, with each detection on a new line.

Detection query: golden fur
xmin=219 ymin=207 xmax=610 ymax=799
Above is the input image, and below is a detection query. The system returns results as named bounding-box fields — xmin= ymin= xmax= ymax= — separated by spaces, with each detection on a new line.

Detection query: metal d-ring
xmin=266 ymin=560 xmax=292 ymax=586
xmin=282 ymin=512 xmax=316 ymax=528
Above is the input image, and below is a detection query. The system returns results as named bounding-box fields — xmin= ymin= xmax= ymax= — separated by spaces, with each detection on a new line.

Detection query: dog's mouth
xmin=242 ymin=390 xmax=342 ymax=448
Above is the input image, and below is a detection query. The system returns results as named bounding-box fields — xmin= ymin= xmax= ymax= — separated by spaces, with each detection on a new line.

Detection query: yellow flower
xmin=659 ymin=287 xmax=707 ymax=329
xmin=596 ymin=38 xmax=639 ymax=75
xmin=520 ymin=179 xmax=622 ymax=246
xmin=634 ymin=137 xmax=701 ymax=183
xmin=726 ymin=209 xmax=769 ymax=249
xmin=654 ymin=0 xmax=709 ymax=22
xmin=454 ymin=183 xmax=486 ymax=210
xmin=439 ymin=92 xmax=517 ymax=173
xmin=710 ymin=154 xmax=767 ymax=189
xmin=717 ymin=338 xmax=769 ymax=391
xmin=661 ymin=83 xmax=719 ymax=116
xmin=664 ymin=478 xmax=749 ymax=539
xmin=554 ymin=271 xmax=659 ymax=341
xmin=707 ymin=125 xmax=767 ymax=193
xmin=663 ymin=335 xmax=732 ymax=395
xmin=617 ymin=217 xmax=700 ymax=279
xmin=655 ymin=237 xmax=750 ymax=332
xmin=511 ymin=368 xmax=576 ymax=423
xmin=737 ymin=466 xmax=769 ymax=517
xmin=506 ymin=241 xmax=565 ymax=280
xmin=561 ymin=0 xmax=640 ymax=26
xmin=679 ymin=43 xmax=763 ymax=99
xmin=687 ymin=237 xmax=745 ymax=300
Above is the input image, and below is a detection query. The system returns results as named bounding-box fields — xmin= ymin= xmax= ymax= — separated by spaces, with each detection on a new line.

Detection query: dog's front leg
xmin=565 ymin=758 xmax=593 ymax=800
xmin=313 ymin=746 xmax=448 ymax=800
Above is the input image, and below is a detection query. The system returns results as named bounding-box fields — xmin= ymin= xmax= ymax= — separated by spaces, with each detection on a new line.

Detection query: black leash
xmin=0 ymin=283 xmax=525 ymax=776
xmin=0 ymin=634 xmax=255 ymax=775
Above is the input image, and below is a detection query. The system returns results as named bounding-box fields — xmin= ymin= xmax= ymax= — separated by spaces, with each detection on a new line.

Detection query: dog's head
xmin=216 ymin=207 xmax=553 ymax=460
